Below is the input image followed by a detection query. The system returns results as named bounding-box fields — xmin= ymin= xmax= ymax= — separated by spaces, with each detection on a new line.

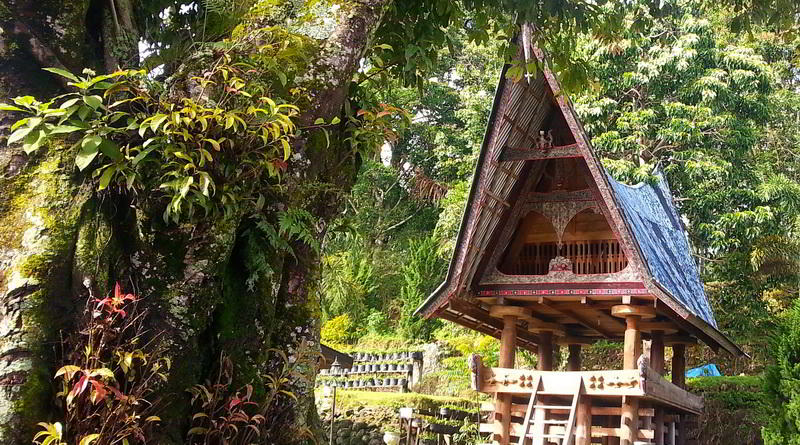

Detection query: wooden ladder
xmin=517 ymin=376 xmax=583 ymax=445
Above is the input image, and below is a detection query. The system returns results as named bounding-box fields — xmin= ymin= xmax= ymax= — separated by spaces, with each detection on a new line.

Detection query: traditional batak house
xmin=415 ymin=26 xmax=743 ymax=445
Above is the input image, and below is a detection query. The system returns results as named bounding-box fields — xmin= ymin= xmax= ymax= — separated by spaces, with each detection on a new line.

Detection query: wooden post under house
xmin=413 ymin=26 xmax=746 ymax=445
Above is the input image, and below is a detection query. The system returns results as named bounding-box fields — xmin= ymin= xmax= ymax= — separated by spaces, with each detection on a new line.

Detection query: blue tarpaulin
xmin=686 ymin=364 xmax=721 ymax=377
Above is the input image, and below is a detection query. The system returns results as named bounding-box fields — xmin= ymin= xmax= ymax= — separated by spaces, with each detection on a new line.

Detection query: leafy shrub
xmin=366 ymin=310 xmax=390 ymax=335
xmin=34 ymin=283 xmax=168 ymax=445
xmin=187 ymin=349 xmax=312 ymax=444
xmin=321 ymin=314 xmax=355 ymax=345
xmin=396 ymin=237 xmax=446 ymax=340
xmin=762 ymin=299 xmax=800 ymax=444
xmin=687 ymin=376 xmax=770 ymax=445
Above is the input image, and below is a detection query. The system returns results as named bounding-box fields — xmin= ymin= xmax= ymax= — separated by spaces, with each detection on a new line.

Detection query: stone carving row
xmin=352 ymin=351 xmax=421 ymax=363
xmin=317 ymin=378 xmax=408 ymax=389
xmin=320 ymin=363 xmax=412 ymax=375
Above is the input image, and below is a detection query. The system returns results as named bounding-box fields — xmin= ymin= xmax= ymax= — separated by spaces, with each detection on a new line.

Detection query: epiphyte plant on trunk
xmin=33 ymin=283 xmax=168 ymax=445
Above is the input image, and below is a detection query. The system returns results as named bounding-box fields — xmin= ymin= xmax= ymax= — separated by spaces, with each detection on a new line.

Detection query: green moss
xmin=0 ymin=152 xmax=89 ymax=441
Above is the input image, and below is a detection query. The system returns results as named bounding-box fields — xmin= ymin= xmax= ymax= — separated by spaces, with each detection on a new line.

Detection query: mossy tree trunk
xmin=0 ymin=0 xmax=391 ymax=443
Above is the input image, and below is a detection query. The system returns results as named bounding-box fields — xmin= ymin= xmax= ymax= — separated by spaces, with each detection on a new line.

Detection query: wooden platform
xmin=474 ymin=366 xmax=702 ymax=415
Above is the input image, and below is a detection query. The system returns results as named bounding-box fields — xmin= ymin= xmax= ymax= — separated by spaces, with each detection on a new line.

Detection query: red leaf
xmin=271 ymin=159 xmax=288 ymax=171
xmin=69 ymin=374 xmax=89 ymax=402
xmin=90 ymin=379 xmax=108 ymax=404
xmin=108 ymin=385 xmax=127 ymax=401
xmin=114 ymin=282 xmax=122 ymax=301
xmin=228 ymin=397 xmax=241 ymax=410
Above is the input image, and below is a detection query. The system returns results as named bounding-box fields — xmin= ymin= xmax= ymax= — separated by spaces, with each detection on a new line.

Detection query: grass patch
xmin=316 ymin=389 xmax=478 ymax=412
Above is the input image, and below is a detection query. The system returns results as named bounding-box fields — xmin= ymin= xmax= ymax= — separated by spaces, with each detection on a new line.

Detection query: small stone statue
xmin=468 ymin=353 xmax=482 ymax=390
xmin=638 ymin=340 xmax=651 ymax=391
xmin=535 ymin=130 xmax=554 ymax=149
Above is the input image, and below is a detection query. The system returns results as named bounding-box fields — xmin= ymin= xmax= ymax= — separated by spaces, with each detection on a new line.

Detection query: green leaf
xmin=0 ymin=104 xmax=24 ymax=112
xmin=203 ymin=138 xmax=221 ymax=151
xmin=98 ymin=166 xmax=116 ymax=190
xmin=22 ymin=129 xmax=46 ymax=154
xmin=77 ymin=105 xmax=92 ymax=120
xmin=83 ymin=95 xmax=103 ymax=109
xmin=78 ymin=433 xmax=100 ymax=445
xmin=187 ymin=427 xmax=208 ymax=435
xmin=7 ymin=126 xmax=33 ymax=145
xmin=13 ymin=96 xmax=35 ymax=107
xmin=282 ymin=139 xmax=291 ymax=161
xmin=314 ymin=117 xmax=325 ymax=125
xmin=60 ymin=98 xmax=80 ymax=109
xmin=151 ymin=114 xmax=168 ymax=132
xmin=54 ymin=365 xmax=81 ymax=379
xmin=76 ymin=135 xmax=102 ymax=170
xmin=132 ymin=146 xmax=156 ymax=165
xmin=50 ymin=125 xmax=83 ymax=135
xmin=331 ymin=116 xmax=341 ymax=125
xmin=11 ymin=118 xmax=30 ymax=131
xmin=43 ymin=67 xmax=80 ymax=83
xmin=98 ymin=139 xmax=122 ymax=161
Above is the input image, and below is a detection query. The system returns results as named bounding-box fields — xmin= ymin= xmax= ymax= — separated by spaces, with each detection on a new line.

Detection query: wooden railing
xmin=470 ymin=360 xmax=702 ymax=445
xmin=502 ymin=239 xmax=628 ymax=275
xmin=472 ymin=365 xmax=702 ymax=414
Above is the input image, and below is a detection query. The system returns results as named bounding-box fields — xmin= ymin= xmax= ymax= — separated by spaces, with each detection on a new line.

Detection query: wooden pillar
xmin=671 ymin=344 xmax=687 ymax=445
xmin=621 ymin=316 xmax=641 ymax=445
xmin=671 ymin=344 xmax=686 ymax=389
xmin=575 ymin=394 xmax=592 ymax=445
xmin=537 ymin=331 xmax=553 ymax=371
xmin=500 ymin=315 xmax=517 ymax=368
xmin=668 ymin=421 xmax=676 ymax=445
xmin=496 ymin=315 xmax=517 ymax=445
xmin=611 ymin=304 xmax=655 ymax=445
xmin=654 ymin=408 xmax=665 ymax=445
xmin=623 ymin=316 xmax=642 ymax=370
xmin=651 ymin=331 xmax=665 ymax=445
xmin=568 ymin=344 xmax=582 ymax=371
xmin=533 ymin=331 xmax=554 ymax=445
xmin=651 ymin=330 xmax=665 ymax=374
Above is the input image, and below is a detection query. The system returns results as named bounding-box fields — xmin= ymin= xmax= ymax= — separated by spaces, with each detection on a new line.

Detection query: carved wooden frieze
xmin=532 ymin=200 xmax=599 ymax=249
xmin=481 ymin=262 xmax=639 ymax=284
xmin=499 ymin=143 xmax=581 ymax=162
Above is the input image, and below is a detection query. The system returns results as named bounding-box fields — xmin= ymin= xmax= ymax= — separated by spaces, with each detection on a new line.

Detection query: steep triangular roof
xmin=416 ymin=31 xmax=742 ymax=356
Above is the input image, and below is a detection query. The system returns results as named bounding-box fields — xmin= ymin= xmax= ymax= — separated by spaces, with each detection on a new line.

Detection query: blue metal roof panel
xmin=606 ymin=172 xmax=717 ymax=328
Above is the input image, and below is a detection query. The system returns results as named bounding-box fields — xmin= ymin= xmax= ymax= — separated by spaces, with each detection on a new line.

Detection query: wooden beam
xmin=490 ymin=160 xmax=519 ymax=179
xmin=640 ymin=322 xmax=679 ymax=334
xmin=499 ymin=143 xmax=582 ymax=162
xmin=576 ymin=393 xmax=592 ymax=445
xmin=541 ymin=301 xmax=618 ymax=338
xmin=555 ymin=336 xmax=597 ymax=346
xmin=651 ymin=330 xmax=665 ymax=375
xmin=446 ymin=300 xmax=541 ymax=352
xmin=479 ymin=403 xmax=654 ymax=418
xmin=484 ymin=189 xmax=511 ymax=208
xmin=664 ymin=335 xmax=698 ymax=345
xmin=612 ymin=305 xmax=657 ymax=319
xmin=591 ymin=427 xmax=654 ymax=441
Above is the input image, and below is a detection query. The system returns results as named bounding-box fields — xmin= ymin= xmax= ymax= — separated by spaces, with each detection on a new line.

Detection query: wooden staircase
xmin=516 ymin=375 xmax=582 ymax=445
